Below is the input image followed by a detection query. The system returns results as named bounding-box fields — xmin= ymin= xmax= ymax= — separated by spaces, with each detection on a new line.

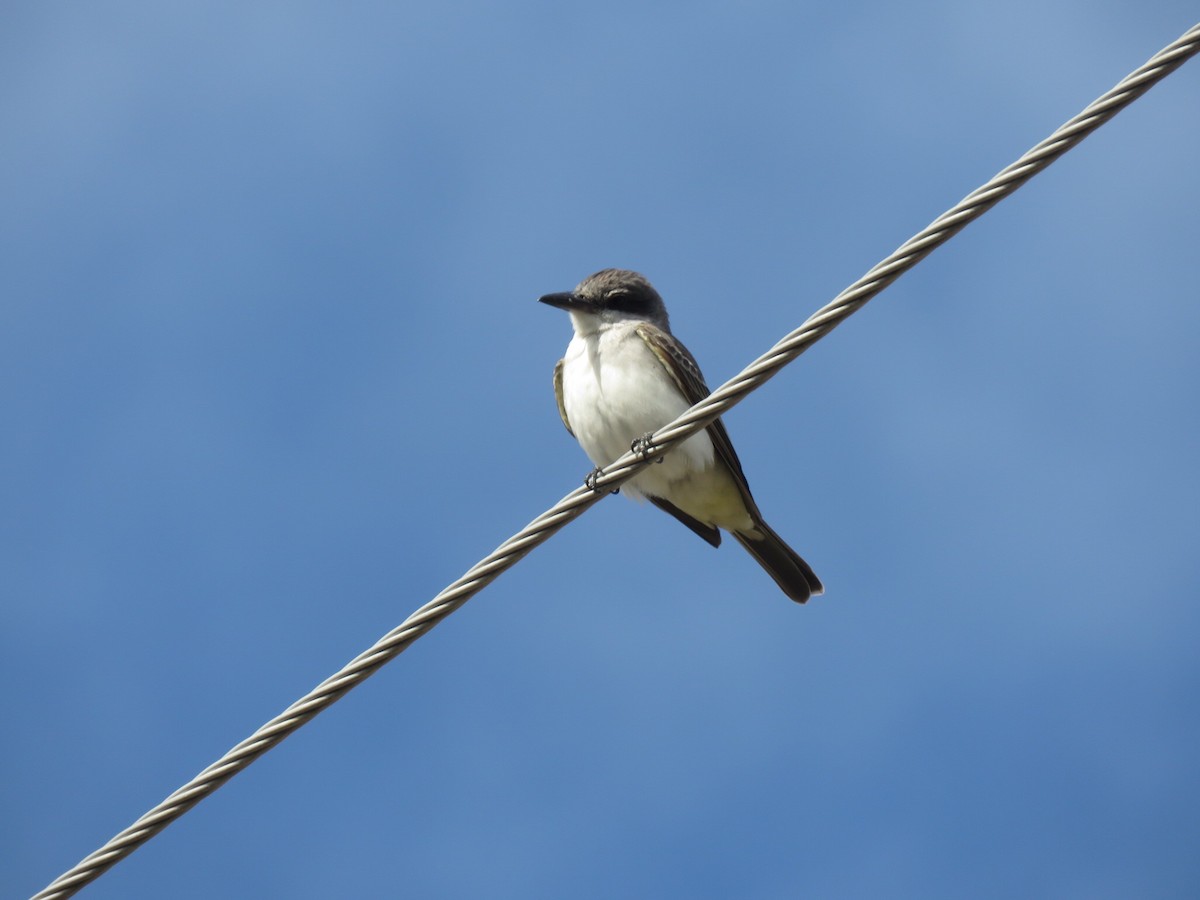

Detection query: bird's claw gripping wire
xmin=585 ymin=467 xmax=618 ymax=494
xmin=631 ymin=433 xmax=664 ymax=464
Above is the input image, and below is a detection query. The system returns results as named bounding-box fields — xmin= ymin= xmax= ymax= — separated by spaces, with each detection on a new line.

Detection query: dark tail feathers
xmin=732 ymin=520 xmax=823 ymax=604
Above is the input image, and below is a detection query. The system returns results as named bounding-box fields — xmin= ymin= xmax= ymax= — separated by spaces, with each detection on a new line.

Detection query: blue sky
xmin=4 ymin=4 xmax=1199 ymax=898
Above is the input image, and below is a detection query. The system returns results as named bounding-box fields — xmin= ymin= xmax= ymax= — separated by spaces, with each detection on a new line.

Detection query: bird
xmin=539 ymin=268 xmax=822 ymax=603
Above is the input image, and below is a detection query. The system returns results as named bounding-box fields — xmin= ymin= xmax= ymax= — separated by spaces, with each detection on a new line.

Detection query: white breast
xmin=560 ymin=322 xmax=715 ymax=501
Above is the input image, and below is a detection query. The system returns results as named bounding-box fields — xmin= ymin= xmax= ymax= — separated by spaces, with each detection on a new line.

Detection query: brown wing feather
xmin=648 ymin=496 xmax=722 ymax=547
xmin=552 ymin=358 xmax=573 ymax=437
xmin=634 ymin=323 xmax=762 ymax=518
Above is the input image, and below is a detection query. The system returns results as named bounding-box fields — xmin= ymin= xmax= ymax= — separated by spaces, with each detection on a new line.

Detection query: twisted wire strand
xmin=33 ymin=22 xmax=1200 ymax=900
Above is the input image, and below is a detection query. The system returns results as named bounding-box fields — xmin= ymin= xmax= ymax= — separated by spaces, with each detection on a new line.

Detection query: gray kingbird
xmin=539 ymin=268 xmax=823 ymax=603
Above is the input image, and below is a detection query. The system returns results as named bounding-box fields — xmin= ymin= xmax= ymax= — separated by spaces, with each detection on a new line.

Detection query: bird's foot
xmin=631 ymin=432 xmax=664 ymax=464
xmin=585 ymin=467 xmax=618 ymax=494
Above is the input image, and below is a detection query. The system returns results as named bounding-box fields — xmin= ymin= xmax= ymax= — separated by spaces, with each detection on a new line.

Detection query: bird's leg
xmin=585 ymin=467 xmax=619 ymax=494
xmin=631 ymin=432 xmax=665 ymax=464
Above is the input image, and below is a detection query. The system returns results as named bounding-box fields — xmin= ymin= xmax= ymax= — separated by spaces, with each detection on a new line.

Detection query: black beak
xmin=538 ymin=291 xmax=591 ymax=312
